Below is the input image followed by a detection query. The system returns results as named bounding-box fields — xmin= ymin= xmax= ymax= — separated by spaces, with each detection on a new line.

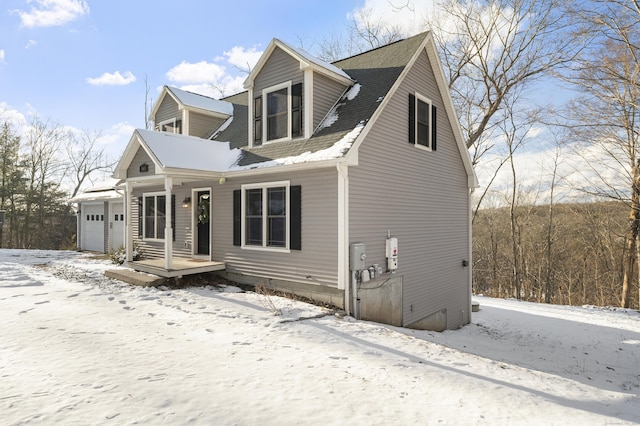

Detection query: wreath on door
xmin=198 ymin=197 xmax=210 ymax=225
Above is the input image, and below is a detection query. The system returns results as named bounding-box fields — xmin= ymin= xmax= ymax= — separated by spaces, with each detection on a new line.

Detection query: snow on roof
xmin=84 ymin=177 xmax=121 ymax=193
xmin=280 ymin=40 xmax=353 ymax=82
xmin=316 ymin=83 xmax=362 ymax=132
xmin=138 ymin=129 xmax=240 ymax=172
xmin=167 ymin=86 xmax=234 ymax=116
xmin=69 ymin=189 xmax=121 ymax=203
xmin=231 ymin=122 xmax=365 ymax=171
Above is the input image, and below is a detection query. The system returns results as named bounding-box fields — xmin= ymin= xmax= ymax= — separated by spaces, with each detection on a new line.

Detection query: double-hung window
xmin=253 ymin=82 xmax=303 ymax=146
xmin=242 ymin=182 xmax=289 ymax=250
xmin=141 ymin=193 xmax=175 ymax=240
xmin=409 ymin=93 xmax=436 ymax=151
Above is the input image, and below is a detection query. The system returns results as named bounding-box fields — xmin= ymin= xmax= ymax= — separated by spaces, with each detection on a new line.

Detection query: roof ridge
xmin=331 ymin=31 xmax=429 ymax=65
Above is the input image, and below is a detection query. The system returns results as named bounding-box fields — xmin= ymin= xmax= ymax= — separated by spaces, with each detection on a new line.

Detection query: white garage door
xmin=82 ymin=204 xmax=105 ymax=252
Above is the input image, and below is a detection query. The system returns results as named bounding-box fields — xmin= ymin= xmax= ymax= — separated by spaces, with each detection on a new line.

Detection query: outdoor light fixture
xmin=182 ymin=197 xmax=191 ymax=208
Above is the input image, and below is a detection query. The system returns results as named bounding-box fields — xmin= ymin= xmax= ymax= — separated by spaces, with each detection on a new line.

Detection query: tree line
xmin=0 ymin=116 xmax=113 ymax=250
xmin=474 ymin=201 xmax=635 ymax=308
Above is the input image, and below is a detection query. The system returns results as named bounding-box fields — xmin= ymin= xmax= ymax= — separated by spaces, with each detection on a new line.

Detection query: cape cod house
xmin=112 ymin=31 xmax=477 ymax=330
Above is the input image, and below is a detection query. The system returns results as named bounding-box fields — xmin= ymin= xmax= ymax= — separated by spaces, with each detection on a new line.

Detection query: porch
xmin=127 ymin=257 xmax=225 ymax=278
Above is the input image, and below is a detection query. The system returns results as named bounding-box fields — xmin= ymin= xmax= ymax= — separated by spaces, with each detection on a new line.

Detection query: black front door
xmin=196 ymin=191 xmax=210 ymax=255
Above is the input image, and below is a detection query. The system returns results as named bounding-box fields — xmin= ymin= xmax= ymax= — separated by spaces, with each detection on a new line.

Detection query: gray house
xmin=113 ymin=32 xmax=477 ymax=330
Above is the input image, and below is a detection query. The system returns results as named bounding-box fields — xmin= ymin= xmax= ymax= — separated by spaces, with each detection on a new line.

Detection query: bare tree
xmin=429 ymin=0 xmax=581 ymax=164
xmin=499 ymin=95 xmax=538 ymax=299
xmin=563 ymin=1 xmax=640 ymax=308
xmin=21 ymin=116 xmax=69 ymax=247
xmin=144 ymin=75 xmax=153 ymax=130
xmin=64 ymin=129 xmax=116 ymax=198
xmin=317 ymin=7 xmax=404 ymax=61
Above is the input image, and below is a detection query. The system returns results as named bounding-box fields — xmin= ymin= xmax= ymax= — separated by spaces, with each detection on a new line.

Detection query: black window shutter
xmin=290 ymin=185 xmax=301 ymax=250
xmin=431 ymin=105 xmax=437 ymax=151
xmin=254 ymin=97 xmax=262 ymax=144
xmin=171 ymin=195 xmax=176 ymax=241
xmin=233 ymin=190 xmax=241 ymax=246
xmin=291 ymin=83 xmax=303 ymax=137
xmin=408 ymin=94 xmax=415 ymax=144
xmin=137 ymin=197 xmax=143 ymax=238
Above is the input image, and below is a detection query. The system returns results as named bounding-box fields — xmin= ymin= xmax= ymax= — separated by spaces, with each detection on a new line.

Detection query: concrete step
xmin=105 ymin=268 xmax=166 ymax=287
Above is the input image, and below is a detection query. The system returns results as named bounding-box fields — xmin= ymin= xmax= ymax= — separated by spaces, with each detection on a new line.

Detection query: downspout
xmin=337 ymin=162 xmax=350 ymax=314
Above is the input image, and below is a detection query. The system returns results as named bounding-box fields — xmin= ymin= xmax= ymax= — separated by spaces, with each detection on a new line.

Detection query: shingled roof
xmin=214 ymin=31 xmax=429 ymax=168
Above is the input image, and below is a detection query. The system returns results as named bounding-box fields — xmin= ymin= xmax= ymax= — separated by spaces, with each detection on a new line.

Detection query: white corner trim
xmin=304 ymin=69 xmax=313 ymax=139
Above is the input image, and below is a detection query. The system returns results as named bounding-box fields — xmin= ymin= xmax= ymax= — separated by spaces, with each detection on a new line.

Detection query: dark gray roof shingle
xmin=213 ymin=32 xmax=429 ymax=168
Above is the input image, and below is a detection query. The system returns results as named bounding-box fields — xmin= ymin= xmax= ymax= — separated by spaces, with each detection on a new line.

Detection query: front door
xmin=196 ymin=191 xmax=210 ymax=255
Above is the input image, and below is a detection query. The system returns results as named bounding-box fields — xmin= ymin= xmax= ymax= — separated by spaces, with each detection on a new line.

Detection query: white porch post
xmin=164 ymin=176 xmax=173 ymax=270
xmin=125 ymin=180 xmax=133 ymax=262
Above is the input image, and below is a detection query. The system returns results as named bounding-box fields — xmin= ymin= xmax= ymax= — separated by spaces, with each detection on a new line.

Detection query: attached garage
xmin=69 ymin=179 xmax=124 ymax=254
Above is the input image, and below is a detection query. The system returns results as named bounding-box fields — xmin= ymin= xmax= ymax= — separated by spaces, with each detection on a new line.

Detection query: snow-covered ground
xmin=1 ymin=249 xmax=638 ymax=425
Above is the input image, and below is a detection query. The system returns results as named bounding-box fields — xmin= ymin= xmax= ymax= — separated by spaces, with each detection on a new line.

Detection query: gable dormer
xmin=150 ymin=86 xmax=233 ymax=139
xmin=244 ymin=39 xmax=353 ymax=147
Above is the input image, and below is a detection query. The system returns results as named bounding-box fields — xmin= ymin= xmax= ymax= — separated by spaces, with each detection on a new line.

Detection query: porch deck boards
xmin=127 ymin=258 xmax=225 ymax=278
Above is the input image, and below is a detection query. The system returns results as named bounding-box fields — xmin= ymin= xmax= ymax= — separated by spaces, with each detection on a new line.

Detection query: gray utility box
xmin=349 ymin=243 xmax=366 ymax=271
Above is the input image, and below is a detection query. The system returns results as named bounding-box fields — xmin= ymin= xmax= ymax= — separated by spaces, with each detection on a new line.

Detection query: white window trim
xmin=142 ymin=191 xmax=166 ymax=241
xmin=157 ymin=118 xmax=181 ymax=134
xmin=262 ymin=81 xmax=292 ymax=144
xmin=414 ymin=92 xmax=433 ymax=151
xmin=241 ymin=181 xmax=290 ymax=252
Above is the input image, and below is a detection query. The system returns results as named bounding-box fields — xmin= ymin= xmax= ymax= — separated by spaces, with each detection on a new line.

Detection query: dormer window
xmin=254 ymin=82 xmax=302 ymax=146
xmin=156 ymin=118 xmax=182 ymax=134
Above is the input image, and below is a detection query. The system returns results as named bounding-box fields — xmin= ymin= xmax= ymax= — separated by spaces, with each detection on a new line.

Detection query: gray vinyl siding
xmin=254 ymin=46 xmax=303 ymax=93
xmin=127 ymin=147 xmax=155 ymax=178
xmin=212 ymin=168 xmax=339 ymax=288
xmin=188 ymin=111 xmax=226 ymax=139
xmin=313 ymin=73 xmax=348 ymax=129
xmin=349 ymin=49 xmax=471 ymax=330
xmin=155 ymin=96 xmax=180 ymax=126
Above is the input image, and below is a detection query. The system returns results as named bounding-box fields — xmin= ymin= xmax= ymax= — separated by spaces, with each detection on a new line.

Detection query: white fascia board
xmin=185 ymin=105 xmax=231 ymax=120
xmin=301 ymin=62 xmax=353 ymax=87
xmin=113 ymin=132 xmax=143 ymax=179
xmin=148 ymin=86 xmax=171 ymax=122
xmin=423 ymin=35 xmax=478 ymax=188
xmin=135 ymin=132 xmax=166 ymax=174
xmin=244 ymin=38 xmax=354 ymax=90
xmin=160 ymin=167 xmax=221 ymax=179
xmin=243 ymin=39 xmax=278 ymax=89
